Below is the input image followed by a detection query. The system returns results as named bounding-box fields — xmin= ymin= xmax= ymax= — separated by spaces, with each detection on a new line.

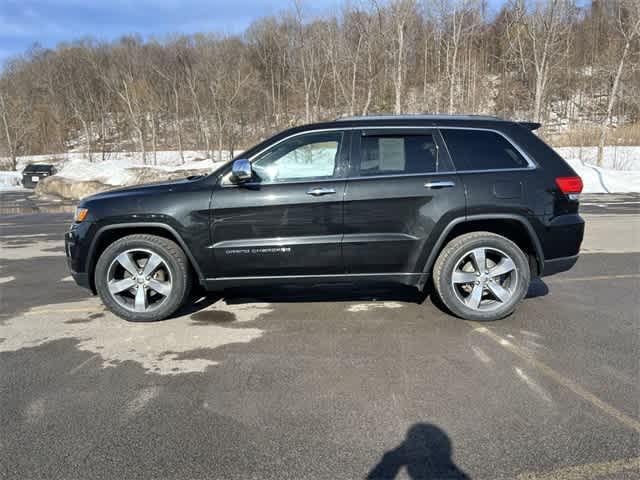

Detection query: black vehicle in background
xmin=65 ymin=115 xmax=584 ymax=322
xmin=22 ymin=164 xmax=56 ymax=188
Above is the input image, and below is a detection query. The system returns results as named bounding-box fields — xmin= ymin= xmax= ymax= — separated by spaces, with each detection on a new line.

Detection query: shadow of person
xmin=367 ymin=423 xmax=470 ymax=480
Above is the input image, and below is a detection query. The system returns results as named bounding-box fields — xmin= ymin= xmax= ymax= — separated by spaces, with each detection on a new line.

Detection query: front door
xmin=343 ymin=128 xmax=466 ymax=275
xmin=210 ymin=130 xmax=349 ymax=278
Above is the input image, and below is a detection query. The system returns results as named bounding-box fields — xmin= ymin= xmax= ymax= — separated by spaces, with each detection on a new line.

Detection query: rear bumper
xmin=22 ymin=178 xmax=38 ymax=189
xmin=539 ymin=213 xmax=584 ymax=263
xmin=541 ymin=254 xmax=579 ymax=277
xmin=534 ymin=213 xmax=583 ymax=277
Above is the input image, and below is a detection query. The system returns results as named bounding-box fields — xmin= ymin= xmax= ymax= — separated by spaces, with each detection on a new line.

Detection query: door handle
xmin=307 ymin=187 xmax=336 ymax=196
xmin=424 ymin=181 xmax=455 ymax=189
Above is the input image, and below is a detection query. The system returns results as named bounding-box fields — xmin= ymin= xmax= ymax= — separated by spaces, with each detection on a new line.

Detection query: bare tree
xmin=0 ymin=0 xmax=638 ymax=162
xmin=386 ymin=0 xmax=418 ymax=114
xmin=597 ymin=0 xmax=640 ymax=165
xmin=508 ymin=0 xmax=574 ymax=122
xmin=0 ymin=67 xmax=33 ymax=170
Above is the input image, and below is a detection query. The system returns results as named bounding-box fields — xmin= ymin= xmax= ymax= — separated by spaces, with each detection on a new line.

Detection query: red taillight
xmin=555 ymin=176 xmax=583 ymax=194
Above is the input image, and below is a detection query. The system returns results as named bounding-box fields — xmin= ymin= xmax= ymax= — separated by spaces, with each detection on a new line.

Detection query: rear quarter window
xmin=441 ymin=129 xmax=529 ymax=171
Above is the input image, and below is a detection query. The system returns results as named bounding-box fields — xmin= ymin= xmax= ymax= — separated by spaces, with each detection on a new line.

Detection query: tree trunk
xmin=533 ymin=71 xmax=545 ymax=123
xmin=100 ymin=112 xmax=107 ymax=162
xmin=173 ymin=87 xmax=184 ymax=164
xmin=598 ymin=36 xmax=631 ymax=166
xmin=151 ymin=112 xmax=157 ymax=166
xmin=137 ymin=126 xmax=146 ymax=164
xmin=394 ymin=22 xmax=405 ymax=115
xmin=0 ymin=92 xmax=17 ymax=171
xmin=79 ymin=116 xmax=92 ymax=163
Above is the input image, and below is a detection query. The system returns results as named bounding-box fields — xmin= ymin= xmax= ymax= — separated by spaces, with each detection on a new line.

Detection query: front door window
xmin=251 ymin=131 xmax=343 ymax=183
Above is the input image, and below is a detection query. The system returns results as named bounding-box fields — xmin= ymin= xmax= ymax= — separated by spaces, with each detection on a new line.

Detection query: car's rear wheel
xmin=95 ymin=234 xmax=191 ymax=322
xmin=433 ymin=232 xmax=530 ymax=321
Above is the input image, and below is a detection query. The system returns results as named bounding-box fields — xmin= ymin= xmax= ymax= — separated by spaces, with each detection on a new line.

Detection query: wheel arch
xmin=87 ymin=223 xmax=204 ymax=294
xmin=418 ymin=214 xmax=544 ymax=289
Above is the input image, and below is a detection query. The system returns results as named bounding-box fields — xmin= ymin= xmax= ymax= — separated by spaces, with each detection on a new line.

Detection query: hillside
xmin=1 ymin=0 xmax=638 ymax=170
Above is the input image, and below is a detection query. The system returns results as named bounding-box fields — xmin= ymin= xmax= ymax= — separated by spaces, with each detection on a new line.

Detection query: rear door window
xmin=441 ymin=129 xmax=529 ymax=171
xmin=358 ymin=132 xmax=451 ymax=176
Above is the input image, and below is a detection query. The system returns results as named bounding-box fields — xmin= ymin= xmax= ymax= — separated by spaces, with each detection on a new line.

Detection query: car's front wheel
xmin=94 ymin=234 xmax=191 ymax=322
xmin=433 ymin=232 xmax=530 ymax=321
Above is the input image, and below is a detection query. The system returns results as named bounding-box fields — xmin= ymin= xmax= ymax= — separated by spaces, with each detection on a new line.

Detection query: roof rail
xmin=334 ymin=114 xmax=504 ymax=122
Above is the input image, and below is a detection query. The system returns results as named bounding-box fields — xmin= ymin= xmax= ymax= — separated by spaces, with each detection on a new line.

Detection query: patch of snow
xmin=0 ymin=171 xmax=23 ymax=190
xmin=5 ymin=146 xmax=639 ymax=193
xmin=566 ymin=160 xmax=640 ymax=193
xmin=53 ymin=154 xmax=228 ymax=186
xmin=10 ymin=150 xmax=233 ymax=171
xmin=555 ymin=146 xmax=640 ymax=171
xmin=553 ymin=146 xmax=640 ymax=193
xmin=346 ymin=301 xmax=405 ymax=312
xmin=0 ymin=237 xmax=64 ymax=259
xmin=0 ymin=298 xmax=267 ymax=375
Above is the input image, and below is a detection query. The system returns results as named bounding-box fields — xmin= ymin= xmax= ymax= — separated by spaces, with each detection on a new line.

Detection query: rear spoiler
xmin=519 ymin=122 xmax=542 ymax=131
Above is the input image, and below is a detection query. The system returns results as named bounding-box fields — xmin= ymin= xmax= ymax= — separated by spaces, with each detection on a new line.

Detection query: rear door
xmin=343 ymin=128 xmax=466 ymax=275
xmin=210 ymin=130 xmax=349 ymax=278
xmin=439 ymin=128 xmax=536 ymax=219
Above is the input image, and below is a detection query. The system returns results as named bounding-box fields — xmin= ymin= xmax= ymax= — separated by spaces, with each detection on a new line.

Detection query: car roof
xmin=238 ymin=114 xmax=527 ymax=160
xmin=283 ymin=114 xmax=518 ymax=134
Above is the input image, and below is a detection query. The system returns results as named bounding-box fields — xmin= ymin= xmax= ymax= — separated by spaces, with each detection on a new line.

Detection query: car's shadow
xmin=171 ymin=278 xmax=549 ymax=320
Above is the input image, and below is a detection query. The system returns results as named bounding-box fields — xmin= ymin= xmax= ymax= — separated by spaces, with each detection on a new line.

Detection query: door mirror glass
xmin=230 ymin=159 xmax=252 ymax=183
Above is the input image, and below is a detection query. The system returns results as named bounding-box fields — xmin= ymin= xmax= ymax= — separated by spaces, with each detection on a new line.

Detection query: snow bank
xmin=555 ymin=146 xmax=640 ymax=171
xmin=564 ymin=160 xmax=640 ymax=193
xmin=21 ymin=150 xmax=232 ymax=200
xmin=8 ymin=150 xmax=233 ymax=172
xmin=4 ymin=145 xmax=638 ymax=197
xmin=36 ymin=177 xmax=110 ymax=201
xmin=41 ymin=152 xmax=227 ymax=186
xmin=0 ymin=171 xmax=23 ymax=191
xmin=555 ymin=146 xmax=640 ymax=193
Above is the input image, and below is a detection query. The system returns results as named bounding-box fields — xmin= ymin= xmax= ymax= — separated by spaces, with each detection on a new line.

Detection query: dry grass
xmin=545 ymin=123 xmax=640 ymax=147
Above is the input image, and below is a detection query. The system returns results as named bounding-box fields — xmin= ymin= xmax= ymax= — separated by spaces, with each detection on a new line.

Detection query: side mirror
xmin=230 ymin=159 xmax=252 ymax=183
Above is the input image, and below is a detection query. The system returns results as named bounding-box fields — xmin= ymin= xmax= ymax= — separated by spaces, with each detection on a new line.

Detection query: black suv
xmin=65 ymin=115 xmax=584 ymax=322
xmin=22 ymin=164 xmax=56 ymax=188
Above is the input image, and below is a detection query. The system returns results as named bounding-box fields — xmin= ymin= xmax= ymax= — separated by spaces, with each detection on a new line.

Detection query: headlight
xmin=74 ymin=207 xmax=88 ymax=223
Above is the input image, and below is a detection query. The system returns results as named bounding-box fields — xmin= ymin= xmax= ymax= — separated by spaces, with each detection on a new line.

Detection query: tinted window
xmin=251 ymin=131 xmax=343 ymax=183
xmin=441 ymin=129 xmax=528 ymax=170
xmin=24 ymin=164 xmax=53 ymax=173
xmin=359 ymin=134 xmax=447 ymax=176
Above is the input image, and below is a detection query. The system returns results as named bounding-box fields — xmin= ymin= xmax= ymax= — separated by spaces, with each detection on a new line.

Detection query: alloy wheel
xmin=106 ymin=248 xmax=173 ymax=313
xmin=450 ymin=247 xmax=518 ymax=311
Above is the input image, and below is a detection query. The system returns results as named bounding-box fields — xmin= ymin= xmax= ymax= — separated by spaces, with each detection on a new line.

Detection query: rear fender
xmin=417 ymin=213 xmax=544 ymax=289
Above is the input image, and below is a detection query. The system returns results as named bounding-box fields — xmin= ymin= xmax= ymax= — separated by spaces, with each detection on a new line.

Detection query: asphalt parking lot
xmin=0 ymin=191 xmax=638 ymax=479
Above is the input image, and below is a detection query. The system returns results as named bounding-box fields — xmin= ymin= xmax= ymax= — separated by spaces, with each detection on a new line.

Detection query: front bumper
xmin=70 ymin=270 xmax=92 ymax=290
xmin=65 ymin=222 xmax=95 ymax=292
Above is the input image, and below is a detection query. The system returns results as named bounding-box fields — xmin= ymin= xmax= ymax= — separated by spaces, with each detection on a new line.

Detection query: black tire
xmin=432 ymin=232 xmax=530 ymax=321
xmin=94 ymin=234 xmax=192 ymax=322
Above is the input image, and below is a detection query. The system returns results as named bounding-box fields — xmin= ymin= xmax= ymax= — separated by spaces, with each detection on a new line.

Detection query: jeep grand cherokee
xmin=65 ymin=115 xmax=584 ymax=322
